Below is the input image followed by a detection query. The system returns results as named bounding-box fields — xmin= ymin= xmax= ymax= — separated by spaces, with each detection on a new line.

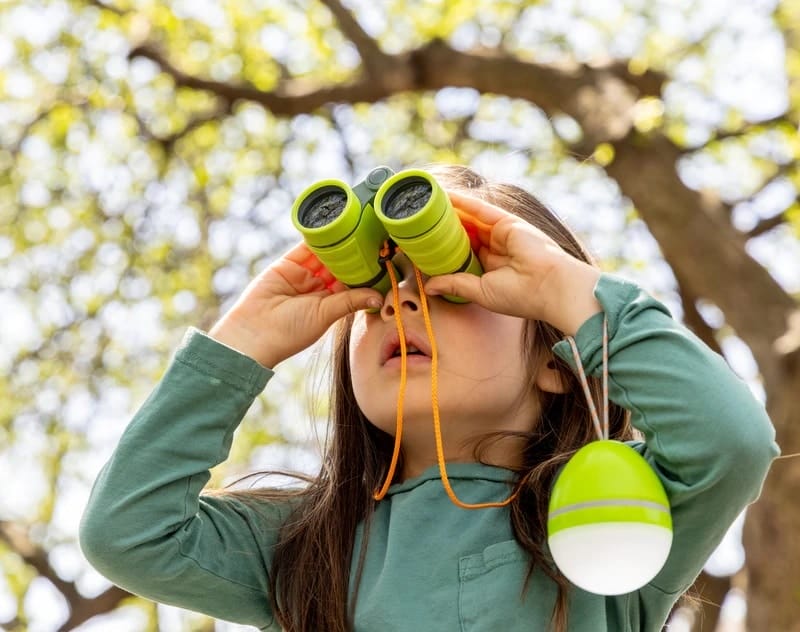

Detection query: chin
xmin=360 ymin=403 xmax=437 ymax=436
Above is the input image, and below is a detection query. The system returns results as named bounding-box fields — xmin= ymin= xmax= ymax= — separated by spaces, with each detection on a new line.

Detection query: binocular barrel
xmin=374 ymin=170 xmax=482 ymax=285
xmin=291 ymin=168 xmax=395 ymax=295
xmin=291 ymin=167 xmax=482 ymax=303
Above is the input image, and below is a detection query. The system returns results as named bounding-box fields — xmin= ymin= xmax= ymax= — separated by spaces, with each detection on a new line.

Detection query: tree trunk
xmin=742 ymin=347 xmax=800 ymax=631
xmin=604 ymin=133 xmax=799 ymax=632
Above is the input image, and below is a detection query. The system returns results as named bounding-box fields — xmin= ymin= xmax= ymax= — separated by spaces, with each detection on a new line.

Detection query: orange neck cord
xmin=372 ymin=253 xmax=519 ymax=509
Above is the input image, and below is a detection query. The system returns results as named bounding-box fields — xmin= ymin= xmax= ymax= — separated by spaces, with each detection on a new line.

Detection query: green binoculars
xmin=291 ymin=167 xmax=482 ymax=304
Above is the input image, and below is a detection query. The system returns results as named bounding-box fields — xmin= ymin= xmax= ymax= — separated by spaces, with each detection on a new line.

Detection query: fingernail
xmin=367 ymin=298 xmax=382 ymax=309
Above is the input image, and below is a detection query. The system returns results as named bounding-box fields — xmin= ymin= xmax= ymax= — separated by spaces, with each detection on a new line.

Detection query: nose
xmin=380 ymin=259 xmax=422 ymax=320
xmin=380 ymin=290 xmax=420 ymax=319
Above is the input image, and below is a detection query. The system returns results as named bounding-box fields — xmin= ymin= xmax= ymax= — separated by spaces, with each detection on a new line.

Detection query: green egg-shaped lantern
xmin=547 ymin=440 xmax=673 ymax=595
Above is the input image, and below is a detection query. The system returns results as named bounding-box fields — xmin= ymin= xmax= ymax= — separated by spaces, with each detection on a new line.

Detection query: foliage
xmin=1 ymin=0 xmax=798 ymax=629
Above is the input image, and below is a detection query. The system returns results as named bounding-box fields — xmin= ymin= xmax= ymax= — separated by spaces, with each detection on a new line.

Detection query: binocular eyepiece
xmin=291 ymin=167 xmax=482 ymax=303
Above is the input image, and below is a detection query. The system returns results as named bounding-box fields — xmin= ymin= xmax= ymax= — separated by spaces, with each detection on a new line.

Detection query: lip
xmin=382 ymin=354 xmax=431 ymax=369
xmin=379 ymin=329 xmax=433 ymax=366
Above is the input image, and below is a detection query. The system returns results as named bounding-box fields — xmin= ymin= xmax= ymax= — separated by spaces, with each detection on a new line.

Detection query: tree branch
xmin=0 ymin=520 xmax=81 ymax=606
xmin=128 ymin=38 xmax=665 ymax=141
xmin=134 ymin=100 xmax=233 ymax=152
xmin=0 ymin=521 xmax=130 ymax=631
xmin=411 ymin=40 xmax=665 ymax=143
xmin=57 ymin=585 xmax=131 ymax=632
xmin=128 ymin=43 xmax=391 ymax=114
xmin=674 ymin=274 xmax=724 ymax=357
xmin=739 ymin=163 xmax=797 ymax=238
xmin=606 ymin=134 xmax=795 ymax=387
xmin=317 ymin=0 xmax=393 ymax=77
xmin=9 ymin=97 xmax=88 ymax=155
xmin=709 ymin=114 xmax=791 ymax=143
xmin=82 ymin=0 xmax=126 ymax=15
xmin=326 ymin=105 xmax=357 ymax=179
xmin=746 ymin=212 xmax=791 ymax=239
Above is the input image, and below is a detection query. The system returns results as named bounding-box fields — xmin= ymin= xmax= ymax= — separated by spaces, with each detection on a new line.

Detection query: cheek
xmin=467 ymin=315 xmax=527 ymax=375
xmin=347 ymin=320 xmax=391 ymax=427
xmin=348 ymin=319 xmax=370 ymax=386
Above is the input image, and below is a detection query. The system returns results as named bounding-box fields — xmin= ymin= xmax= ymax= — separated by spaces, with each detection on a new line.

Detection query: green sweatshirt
xmin=79 ymin=274 xmax=778 ymax=631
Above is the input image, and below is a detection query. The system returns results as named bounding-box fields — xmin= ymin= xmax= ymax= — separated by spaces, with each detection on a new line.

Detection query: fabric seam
xmin=176 ymin=351 xmax=263 ymax=397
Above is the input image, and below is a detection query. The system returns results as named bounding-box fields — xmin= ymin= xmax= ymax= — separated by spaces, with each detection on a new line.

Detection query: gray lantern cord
xmin=566 ymin=316 xmax=609 ymax=442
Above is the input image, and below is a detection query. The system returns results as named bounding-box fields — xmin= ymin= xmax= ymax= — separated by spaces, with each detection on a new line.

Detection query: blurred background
xmin=1 ymin=0 xmax=798 ymax=630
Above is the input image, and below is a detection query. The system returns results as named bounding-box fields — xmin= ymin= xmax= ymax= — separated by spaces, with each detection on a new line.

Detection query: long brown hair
xmin=229 ymin=164 xmax=633 ymax=631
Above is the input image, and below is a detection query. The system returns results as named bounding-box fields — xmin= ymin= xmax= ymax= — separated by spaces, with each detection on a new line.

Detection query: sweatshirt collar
xmin=386 ymin=461 xmax=517 ymax=496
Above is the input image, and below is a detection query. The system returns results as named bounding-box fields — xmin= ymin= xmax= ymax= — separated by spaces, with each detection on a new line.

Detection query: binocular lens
xmin=382 ymin=178 xmax=432 ymax=219
xmin=297 ymin=186 xmax=349 ymax=228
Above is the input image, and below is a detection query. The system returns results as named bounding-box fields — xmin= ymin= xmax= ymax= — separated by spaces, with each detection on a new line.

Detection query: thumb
xmin=424 ymin=273 xmax=484 ymax=303
xmin=320 ymin=288 xmax=384 ymax=322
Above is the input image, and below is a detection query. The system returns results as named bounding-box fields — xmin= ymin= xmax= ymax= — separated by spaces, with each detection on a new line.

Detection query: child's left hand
xmin=423 ymin=191 xmax=602 ymax=336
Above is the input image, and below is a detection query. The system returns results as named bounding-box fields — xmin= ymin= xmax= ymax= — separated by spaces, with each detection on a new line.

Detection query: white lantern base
xmin=548 ymin=522 xmax=673 ymax=595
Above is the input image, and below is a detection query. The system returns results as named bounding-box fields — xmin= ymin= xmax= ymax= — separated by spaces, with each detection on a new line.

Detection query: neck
xmin=399 ymin=432 xmax=528 ymax=481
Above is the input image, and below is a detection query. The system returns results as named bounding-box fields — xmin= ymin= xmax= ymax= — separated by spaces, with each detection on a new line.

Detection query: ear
xmin=535 ymin=359 xmax=568 ymax=395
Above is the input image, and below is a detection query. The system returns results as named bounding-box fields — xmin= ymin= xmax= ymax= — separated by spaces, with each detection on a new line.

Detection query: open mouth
xmin=391 ymin=345 xmax=426 ymax=358
xmin=381 ymin=333 xmax=432 ymax=365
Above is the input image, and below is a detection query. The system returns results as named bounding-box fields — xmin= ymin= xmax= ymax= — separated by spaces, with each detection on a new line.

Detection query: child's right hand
xmin=208 ymin=242 xmax=384 ymax=368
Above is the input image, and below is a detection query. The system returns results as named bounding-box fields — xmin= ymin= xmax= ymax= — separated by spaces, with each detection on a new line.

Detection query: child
xmin=80 ymin=164 xmax=778 ymax=632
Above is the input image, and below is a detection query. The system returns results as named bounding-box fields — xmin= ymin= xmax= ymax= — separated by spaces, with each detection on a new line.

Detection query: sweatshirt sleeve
xmin=551 ymin=274 xmax=779 ymax=625
xmin=79 ymin=327 xmax=284 ymax=630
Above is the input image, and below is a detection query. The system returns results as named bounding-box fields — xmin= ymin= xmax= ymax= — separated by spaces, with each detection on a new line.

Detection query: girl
xmin=80 ymin=165 xmax=778 ymax=632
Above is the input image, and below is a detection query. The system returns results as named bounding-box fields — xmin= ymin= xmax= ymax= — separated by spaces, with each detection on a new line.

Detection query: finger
xmin=462 ymin=220 xmax=483 ymax=254
xmin=455 ymin=207 xmax=493 ymax=249
xmin=448 ymin=190 xmax=512 ymax=226
xmin=282 ymin=242 xmax=346 ymax=293
xmin=283 ymin=241 xmax=313 ymax=263
xmin=320 ymin=288 xmax=384 ymax=322
xmin=423 ymin=272 xmax=485 ymax=304
xmin=312 ymin=265 xmax=338 ymax=288
xmin=272 ymin=260 xmax=326 ymax=294
xmin=479 ymin=248 xmax=511 ymax=271
xmin=284 ymin=242 xmax=327 ymax=274
xmin=448 ymin=192 xmax=510 ymax=251
xmin=327 ymin=277 xmax=365 ymax=294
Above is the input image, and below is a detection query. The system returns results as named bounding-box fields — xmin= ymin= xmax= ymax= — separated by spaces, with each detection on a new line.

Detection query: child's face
xmin=348 ymin=254 xmax=540 ymax=465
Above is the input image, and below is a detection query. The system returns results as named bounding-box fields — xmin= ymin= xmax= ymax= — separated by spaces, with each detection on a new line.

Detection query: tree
xmin=1 ymin=0 xmax=797 ymax=629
